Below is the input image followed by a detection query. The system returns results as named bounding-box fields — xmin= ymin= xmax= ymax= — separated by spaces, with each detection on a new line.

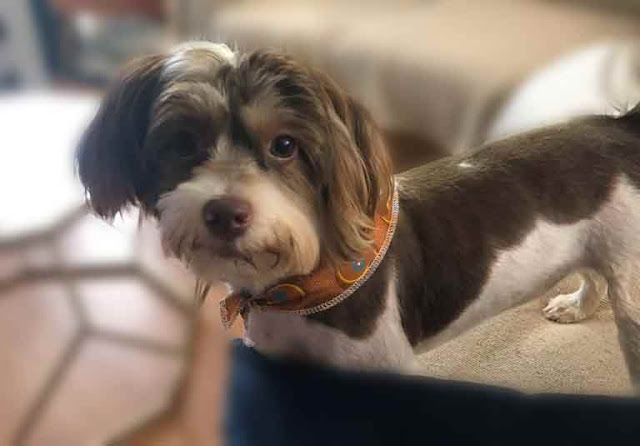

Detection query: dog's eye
xmin=171 ymin=131 xmax=200 ymax=160
xmin=269 ymin=135 xmax=298 ymax=159
xmin=175 ymin=144 xmax=198 ymax=160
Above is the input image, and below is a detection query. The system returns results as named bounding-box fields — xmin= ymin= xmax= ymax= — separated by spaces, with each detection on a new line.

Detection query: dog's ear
xmin=319 ymin=75 xmax=393 ymax=261
xmin=76 ymin=54 xmax=166 ymax=218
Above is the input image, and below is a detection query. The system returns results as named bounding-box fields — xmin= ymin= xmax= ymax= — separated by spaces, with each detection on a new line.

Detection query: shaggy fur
xmin=77 ymin=42 xmax=640 ymax=390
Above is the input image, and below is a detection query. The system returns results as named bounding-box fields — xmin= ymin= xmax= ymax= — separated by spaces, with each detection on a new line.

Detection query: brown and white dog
xmin=77 ymin=42 xmax=640 ymax=388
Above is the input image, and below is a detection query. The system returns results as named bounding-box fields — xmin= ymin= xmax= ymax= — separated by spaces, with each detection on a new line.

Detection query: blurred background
xmin=2 ymin=0 xmax=640 ymax=444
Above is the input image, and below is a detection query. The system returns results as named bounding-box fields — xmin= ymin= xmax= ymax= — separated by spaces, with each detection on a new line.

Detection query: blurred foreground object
xmin=224 ymin=340 xmax=640 ymax=446
xmin=0 ymin=91 xmax=199 ymax=444
xmin=117 ymin=291 xmax=239 ymax=446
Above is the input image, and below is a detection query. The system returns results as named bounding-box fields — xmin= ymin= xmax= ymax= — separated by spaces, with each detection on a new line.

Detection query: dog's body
xmin=77 ymin=42 xmax=640 ymax=388
xmin=249 ymin=125 xmax=640 ymax=383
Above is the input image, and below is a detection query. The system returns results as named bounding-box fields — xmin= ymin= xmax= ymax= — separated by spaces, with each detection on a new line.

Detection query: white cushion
xmin=0 ymin=92 xmax=98 ymax=241
xmin=486 ymin=42 xmax=640 ymax=142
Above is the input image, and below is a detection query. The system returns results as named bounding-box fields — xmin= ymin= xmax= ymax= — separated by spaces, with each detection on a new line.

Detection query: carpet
xmin=418 ymin=273 xmax=631 ymax=395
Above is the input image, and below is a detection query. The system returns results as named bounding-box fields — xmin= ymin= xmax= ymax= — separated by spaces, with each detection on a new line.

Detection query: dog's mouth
xmin=197 ymin=241 xmax=282 ymax=271
xmin=219 ymin=245 xmax=257 ymax=270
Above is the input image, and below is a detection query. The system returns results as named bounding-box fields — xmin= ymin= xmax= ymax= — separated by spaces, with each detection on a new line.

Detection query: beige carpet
xmin=418 ymin=274 xmax=632 ymax=396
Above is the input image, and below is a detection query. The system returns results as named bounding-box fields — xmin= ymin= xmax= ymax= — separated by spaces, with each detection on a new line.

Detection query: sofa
xmin=178 ymin=0 xmax=639 ymax=167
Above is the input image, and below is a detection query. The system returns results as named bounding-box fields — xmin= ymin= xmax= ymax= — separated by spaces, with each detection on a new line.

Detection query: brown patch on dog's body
xmin=311 ymin=116 xmax=640 ymax=345
xmin=307 ymin=256 xmax=392 ymax=338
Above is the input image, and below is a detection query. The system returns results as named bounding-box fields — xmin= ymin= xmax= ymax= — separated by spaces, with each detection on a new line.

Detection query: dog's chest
xmin=244 ymin=278 xmax=416 ymax=370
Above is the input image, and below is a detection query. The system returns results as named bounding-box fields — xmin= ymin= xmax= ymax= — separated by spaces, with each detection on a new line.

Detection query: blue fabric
xmin=225 ymin=340 xmax=640 ymax=446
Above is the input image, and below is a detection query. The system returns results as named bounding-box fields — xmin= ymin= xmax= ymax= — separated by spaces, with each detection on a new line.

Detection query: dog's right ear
xmin=76 ymin=54 xmax=166 ymax=218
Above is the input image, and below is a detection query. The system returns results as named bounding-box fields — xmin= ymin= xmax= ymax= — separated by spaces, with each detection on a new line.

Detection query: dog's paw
xmin=543 ymin=293 xmax=588 ymax=324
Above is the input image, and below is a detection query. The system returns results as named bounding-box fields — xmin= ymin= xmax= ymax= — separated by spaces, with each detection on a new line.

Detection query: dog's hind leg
xmin=607 ymin=267 xmax=640 ymax=391
xmin=543 ymin=268 xmax=605 ymax=324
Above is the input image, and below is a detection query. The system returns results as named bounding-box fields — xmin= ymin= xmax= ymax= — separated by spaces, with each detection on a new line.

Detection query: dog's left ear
xmin=76 ymin=54 xmax=166 ymax=218
xmin=319 ymin=75 xmax=393 ymax=261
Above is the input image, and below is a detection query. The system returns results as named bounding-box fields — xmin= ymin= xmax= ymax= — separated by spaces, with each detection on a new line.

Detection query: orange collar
xmin=219 ymin=181 xmax=399 ymax=330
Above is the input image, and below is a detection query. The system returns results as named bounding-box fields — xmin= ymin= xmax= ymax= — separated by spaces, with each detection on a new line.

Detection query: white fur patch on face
xmin=157 ymin=149 xmax=321 ymax=294
xmin=162 ymin=41 xmax=236 ymax=81
xmin=170 ymin=41 xmax=236 ymax=60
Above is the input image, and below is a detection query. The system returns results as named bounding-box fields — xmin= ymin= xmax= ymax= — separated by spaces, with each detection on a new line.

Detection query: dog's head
xmin=77 ymin=42 xmax=391 ymax=294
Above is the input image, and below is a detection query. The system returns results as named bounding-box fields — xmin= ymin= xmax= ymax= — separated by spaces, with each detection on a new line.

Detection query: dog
xmin=76 ymin=42 xmax=640 ymax=388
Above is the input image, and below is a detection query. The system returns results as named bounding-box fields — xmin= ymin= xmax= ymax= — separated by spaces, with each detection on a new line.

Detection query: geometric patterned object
xmin=76 ymin=278 xmax=189 ymax=349
xmin=25 ymin=339 xmax=184 ymax=445
xmin=0 ymin=90 xmax=206 ymax=445
xmin=0 ymin=209 xmax=198 ymax=445
xmin=0 ymin=283 xmax=76 ymax=446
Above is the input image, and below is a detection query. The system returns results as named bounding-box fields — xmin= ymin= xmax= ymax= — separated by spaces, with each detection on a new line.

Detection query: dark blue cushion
xmin=225 ymin=340 xmax=640 ymax=446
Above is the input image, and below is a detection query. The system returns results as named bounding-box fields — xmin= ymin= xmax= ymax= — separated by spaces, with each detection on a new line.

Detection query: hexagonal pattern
xmin=0 ymin=282 xmax=76 ymax=445
xmin=76 ymin=278 xmax=189 ymax=349
xmin=1 ymin=210 xmax=198 ymax=445
xmin=0 ymin=241 xmax=57 ymax=284
xmin=25 ymin=339 xmax=183 ymax=446
xmin=0 ymin=92 xmax=198 ymax=445
xmin=0 ymin=247 xmax=27 ymax=283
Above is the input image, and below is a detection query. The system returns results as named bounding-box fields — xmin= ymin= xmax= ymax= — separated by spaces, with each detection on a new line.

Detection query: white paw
xmin=543 ymin=293 xmax=588 ymax=324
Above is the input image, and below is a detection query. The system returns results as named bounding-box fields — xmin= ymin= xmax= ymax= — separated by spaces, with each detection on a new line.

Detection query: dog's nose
xmin=202 ymin=198 xmax=252 ymax=240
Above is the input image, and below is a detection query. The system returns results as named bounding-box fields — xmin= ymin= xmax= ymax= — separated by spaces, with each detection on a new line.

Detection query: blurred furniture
xmin=0 ymin=91 xmax=196 ymax=444
xmin=0 ymin=0 xmax=49 ymax=87
xmin=0 ymin=4 xmax=217 ymax=444
xmin=0 ymin=92 xmax=93 ymax=245
xmin=487 ymin=41 xmax=640 ymax=142
xmin=47 ymin=0 xmax=169 ymax=84
xmin=201 ymin=0 xmax=640 ymax=157
xmin=167 ymin=0 xmax=215 ymax=39
xmin=50 ymin=0 xmax=165 ymax=18
xmin=225 ymin=340 xmax=639 ymax=446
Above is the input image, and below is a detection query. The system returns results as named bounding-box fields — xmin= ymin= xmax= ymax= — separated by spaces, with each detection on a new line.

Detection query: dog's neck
xmin=219 ymin=183 xmax=400 ymax=330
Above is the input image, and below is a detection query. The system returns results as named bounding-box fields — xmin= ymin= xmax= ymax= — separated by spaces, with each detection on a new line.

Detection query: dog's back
xmin=395 ymin=108 xmax=640 ymax=388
